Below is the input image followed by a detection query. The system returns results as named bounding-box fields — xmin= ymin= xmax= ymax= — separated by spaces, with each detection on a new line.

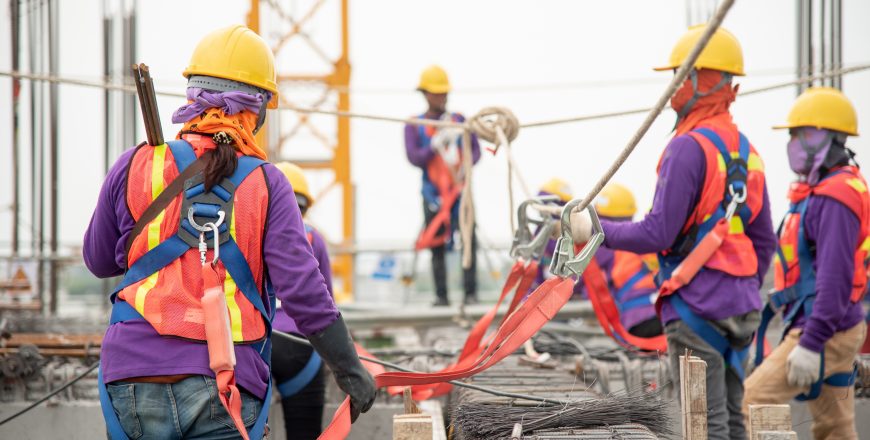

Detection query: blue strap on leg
xmin=754 ymin=304 xmax=776 ymax=367
xmin=671 ymin=295 xmax=748 ymax=380
xmin=619 ymin=294 xmax=656 ymax=312
xmin=277 ymin=351 xmax=323 ymax=398
xmin=98 ymin=367 xmax=131 ymax=440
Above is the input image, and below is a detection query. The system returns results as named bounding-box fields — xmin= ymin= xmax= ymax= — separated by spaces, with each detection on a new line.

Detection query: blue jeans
xmin=106 ymin=375 xmax=263 ymax=440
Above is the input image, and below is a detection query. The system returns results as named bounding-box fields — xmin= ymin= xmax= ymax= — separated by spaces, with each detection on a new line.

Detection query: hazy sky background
xmin=0 ymin=0 xmax=869 ymax=253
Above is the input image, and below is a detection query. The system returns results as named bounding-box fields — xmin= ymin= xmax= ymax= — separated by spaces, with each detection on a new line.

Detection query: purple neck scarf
xmin=172 ymin=87 xmax=268 ymax=124
xmin=787 ymin=127 xmax=835 ymax=186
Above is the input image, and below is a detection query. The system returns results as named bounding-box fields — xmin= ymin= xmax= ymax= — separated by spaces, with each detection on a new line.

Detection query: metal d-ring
xmin=187 ymin=207 xmax=226 ymax=232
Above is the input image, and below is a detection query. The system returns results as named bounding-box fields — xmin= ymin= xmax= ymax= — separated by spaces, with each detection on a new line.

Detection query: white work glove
xmin=569 ymin=207 xmax=593 ymax=243
xmin=786 ymin=344 xmax=822 ymax=388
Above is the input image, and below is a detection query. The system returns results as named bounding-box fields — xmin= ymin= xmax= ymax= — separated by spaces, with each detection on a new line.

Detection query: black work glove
xmin=307 ymin=315 xmax=377 ymax=422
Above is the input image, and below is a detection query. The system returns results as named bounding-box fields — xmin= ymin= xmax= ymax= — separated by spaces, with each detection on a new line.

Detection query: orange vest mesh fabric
xmin=121 ymin=145 xmax=269 ymax=342
xmin=611 ymin=251 xmax=657 ymax=291
xmin=681 ymin=116 xmax=765 ymax=277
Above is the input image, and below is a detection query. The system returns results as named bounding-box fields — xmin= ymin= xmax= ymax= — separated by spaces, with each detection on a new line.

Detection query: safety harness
xmin=655 ymin=127 xmax=756 ymax=380
xmin=755 ymin=167 xmax=870 ymax=400
xmin=415 ymin=113 xmax=465 ymax=250
xmin=99 ymin=140 xmax=274 ymax=440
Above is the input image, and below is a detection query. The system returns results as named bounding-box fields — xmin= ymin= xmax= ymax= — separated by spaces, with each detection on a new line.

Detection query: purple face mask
xmin=786 ymin=127 xmax=835 ymax=185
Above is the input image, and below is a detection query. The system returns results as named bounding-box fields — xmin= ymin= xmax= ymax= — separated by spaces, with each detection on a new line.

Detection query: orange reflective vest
xmin=772 ymin=166 xmax=870 ymax=315
xmin=119 ymin=141 xmax=270 ymax=343
xmin=657 ymin=118 xmax=765 ymax=284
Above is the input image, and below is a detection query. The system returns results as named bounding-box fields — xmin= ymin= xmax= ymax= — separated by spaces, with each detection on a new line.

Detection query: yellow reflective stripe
xmin=782 ymin=244 xmax=795 ymax=263
xmin=135 ymin=144 xmax=168 ymax=315
xmin=728 ymin=216 xmax=744 ymax=234
xmin=224 ymin=208 xmax=243 ymax=341
xmin=846 ymin=178 xmax=867 ymax=194
xmin=748 ymin=153 xmax=764 ymax=172
xmin=716 ymin=154 xmax=726 ymax=172
xmin=861 ymin=237 xmax=870 ymax=253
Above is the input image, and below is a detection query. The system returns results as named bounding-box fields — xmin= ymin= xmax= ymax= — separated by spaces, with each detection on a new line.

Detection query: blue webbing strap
xmin=110 ymin=236 xmax=190 ymax=302
xmin=98 ymin=368 xmax=130 ymax=440
xmin=620 ymin=293 xmax=656 ymax=312
xmin=167 ymin=139 xmax=196 ymax=170
xmin=614 ymin=266 xmax=650 ymax=304
xmin=671 ymin=295 xmax=748 ymax=380
xmin=795 ymin=353 xmax=858 ymax=401
xmin=277 ymin=351 xmax=323 ymax=398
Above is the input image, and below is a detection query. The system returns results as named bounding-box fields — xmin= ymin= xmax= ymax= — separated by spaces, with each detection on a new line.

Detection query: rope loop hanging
xmin=467 ymin=106 xmax=520 ymax=152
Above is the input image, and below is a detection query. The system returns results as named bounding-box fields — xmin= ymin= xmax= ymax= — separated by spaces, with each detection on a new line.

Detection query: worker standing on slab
xmin=744 ymin=87 xmax=868 ymax=439
xmin=567 ymin=26 xmax=776 ymax=440
xmin=272 ymin=162 xmax=332 ymax=440
xmin=405 ymin=66 xmax=482 ymax=306
xmin=586 ymin=184 xmax=662 ymax=338
xmin=83 ymin=26 xmax=375 ymax=439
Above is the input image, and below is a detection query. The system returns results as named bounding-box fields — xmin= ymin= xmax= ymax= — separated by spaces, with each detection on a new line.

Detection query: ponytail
xmin=204 ymin=140 xmax=238 ymax=191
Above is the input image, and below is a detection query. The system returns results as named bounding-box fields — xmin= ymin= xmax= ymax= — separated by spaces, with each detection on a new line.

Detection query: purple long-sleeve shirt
xmin=84 ymin=141 xmax=338 ymax=399
xmin=601 ymin=134 xmax=777 ymax=324
xmin=272 ymin=226 xmax=333 ymax=334
xmin=792 ymin=195 xmax=865 ymax=352
xmin=404 ymin=112 xmax=481 ymax=169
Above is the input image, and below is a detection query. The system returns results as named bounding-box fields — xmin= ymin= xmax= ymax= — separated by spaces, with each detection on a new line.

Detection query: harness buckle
xmin=724 ymin=184 xmax=748 ymax=221
xmin=188 ymin=207 xmax=225 ymax=266
xmin=549 ymin=198 xmax=605 ymax=278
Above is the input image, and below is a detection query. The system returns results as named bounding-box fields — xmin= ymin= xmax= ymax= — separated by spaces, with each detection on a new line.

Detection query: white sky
xmin=0 ymin=0 xmax=869 ymax=253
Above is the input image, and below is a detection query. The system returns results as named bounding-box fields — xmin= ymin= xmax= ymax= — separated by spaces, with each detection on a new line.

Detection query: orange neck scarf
xmin=671 ymin=69 xmax=738 ymax=136
xmin=176 ymin=108 xmax=266 ymax=160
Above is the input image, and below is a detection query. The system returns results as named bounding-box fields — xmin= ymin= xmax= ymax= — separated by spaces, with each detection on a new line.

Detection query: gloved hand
xmin=786 ymin=344 xmax=822 ymax=388
xmin=308 ymin=316 xmax=377 ymax=422
xmin=569 ymin=207 xmax=593 ymax=243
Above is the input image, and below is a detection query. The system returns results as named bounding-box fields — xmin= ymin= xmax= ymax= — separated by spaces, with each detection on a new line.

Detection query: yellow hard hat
xmin=773 ymin=87 xmax=859 ymax=136
xmin=595 ymin=183 xmax=637 ymax=218
xmin=183 ymin=25 xmax=279 ymax=109
xmin=417 ymin=65 xmax=451 ymax=94
xmin=654 ymin=25 xmax=744 ymax=76
xmin=275 ymin=162 xmax=314 ymax=206
xmin=539 ymin=178 xmax=572 ymax=203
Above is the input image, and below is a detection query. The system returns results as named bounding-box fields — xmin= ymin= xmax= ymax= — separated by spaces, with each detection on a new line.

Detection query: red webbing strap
xmin=656 ymin=218 xmax=729 ymax=313
xmin=216 ymin=370 xmax=249 ymax=440
xmin=415 ymin=186 xmax=462 ymax=250
xmin=318 ymin=276 xmax=575 ymax=440
xmin=408 ymin=259 xmax=540 ymax=399
xmin=584 ymin=259 xmax=667 ymax=352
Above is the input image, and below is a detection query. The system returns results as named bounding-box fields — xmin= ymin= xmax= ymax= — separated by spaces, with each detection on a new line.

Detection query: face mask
xmin=786 ymin=127 xmax=834 ymax=184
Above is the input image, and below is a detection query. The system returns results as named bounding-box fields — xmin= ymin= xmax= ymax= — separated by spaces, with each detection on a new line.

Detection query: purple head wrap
xmin=786 ymin=127 xmax=836 ymax=185
xmin=171 ymin=87 xmax=269 ymax=124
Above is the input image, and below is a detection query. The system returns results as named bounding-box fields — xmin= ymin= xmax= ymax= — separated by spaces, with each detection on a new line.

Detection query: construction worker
xmin=585 ymin=184 xmax=662 ymax=338
xmin=83 ymin=26 xmax=375 ymax=439
xmin=744 ymin=87 xmax=867 ymax=439
xmin=272 ymin=162 xmax=332 ymax=439
xmin=567 ymin=26 xmax=776 ymax=440
xmin=405 ymin=65 xmax=481 ymax=306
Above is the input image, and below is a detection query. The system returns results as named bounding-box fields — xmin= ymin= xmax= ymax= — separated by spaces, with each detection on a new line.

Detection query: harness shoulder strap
xmin=125 ymin=140 xmax=211 ymax=254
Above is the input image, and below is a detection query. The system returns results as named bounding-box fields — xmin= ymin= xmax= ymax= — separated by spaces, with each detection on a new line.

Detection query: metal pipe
xmin=48 ymin=0 xmax=59 ymax=314
xmin=37 ymin=0 xmax=46 ymax=314
xmin=832 ymin=0 xmax=842 ymax=89
xmin=102 ymin=0 xmax=112 ymax=173
xmin=10 ymin=0 xmax=21 ymax=256
xmin=820 ymin=0 xmax=826 ymax=86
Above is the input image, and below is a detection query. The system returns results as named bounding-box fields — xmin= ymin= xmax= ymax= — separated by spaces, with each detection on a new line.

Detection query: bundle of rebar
xmin=516 ymin=424 xmax=659 ymax=440
xmin=452 ymin=388 xmax=673 ymax=439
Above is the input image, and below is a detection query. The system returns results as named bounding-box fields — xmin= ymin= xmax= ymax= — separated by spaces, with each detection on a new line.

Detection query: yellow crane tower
xmin=247 ymin=0 xmax=354 ymax=303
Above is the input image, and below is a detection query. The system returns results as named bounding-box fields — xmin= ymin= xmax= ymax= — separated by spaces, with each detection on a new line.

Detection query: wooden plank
xmin=680 ymin=353 xmax=707 ymax=440
xmin=756 ymin=431 xmax=798 ymax=440
xmin=4 ymin=333 xmax=103 ymax=347
xmin=748 ymin=404 xmax=792 ymax=440
xmin=418 ymin=400 xmax=446 ymax=440
xmin=393 ymin=413 xmax=433 ymax=440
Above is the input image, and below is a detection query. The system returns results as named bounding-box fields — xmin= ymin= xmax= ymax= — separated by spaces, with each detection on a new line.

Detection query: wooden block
xmin=393 ymin=414 xmax=433 ymax=440
xmin=419 ymin=400 xmax=447 ymax=440
xmin=748 ymin=404 xmax=792 ymax=440
xmin=756 ymin=431 xmax=798 ymax=440
xmin=679 ymin=353 xmax=708 ymax=440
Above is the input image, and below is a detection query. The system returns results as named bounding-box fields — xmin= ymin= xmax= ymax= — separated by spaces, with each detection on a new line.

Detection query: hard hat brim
xmin=772 ymin=123 xmax=858 ymax=136
xmin=651 ymin=64 xmax=745 ymax=76
xmin=417 ymin=85 xmax=451 ymax=94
